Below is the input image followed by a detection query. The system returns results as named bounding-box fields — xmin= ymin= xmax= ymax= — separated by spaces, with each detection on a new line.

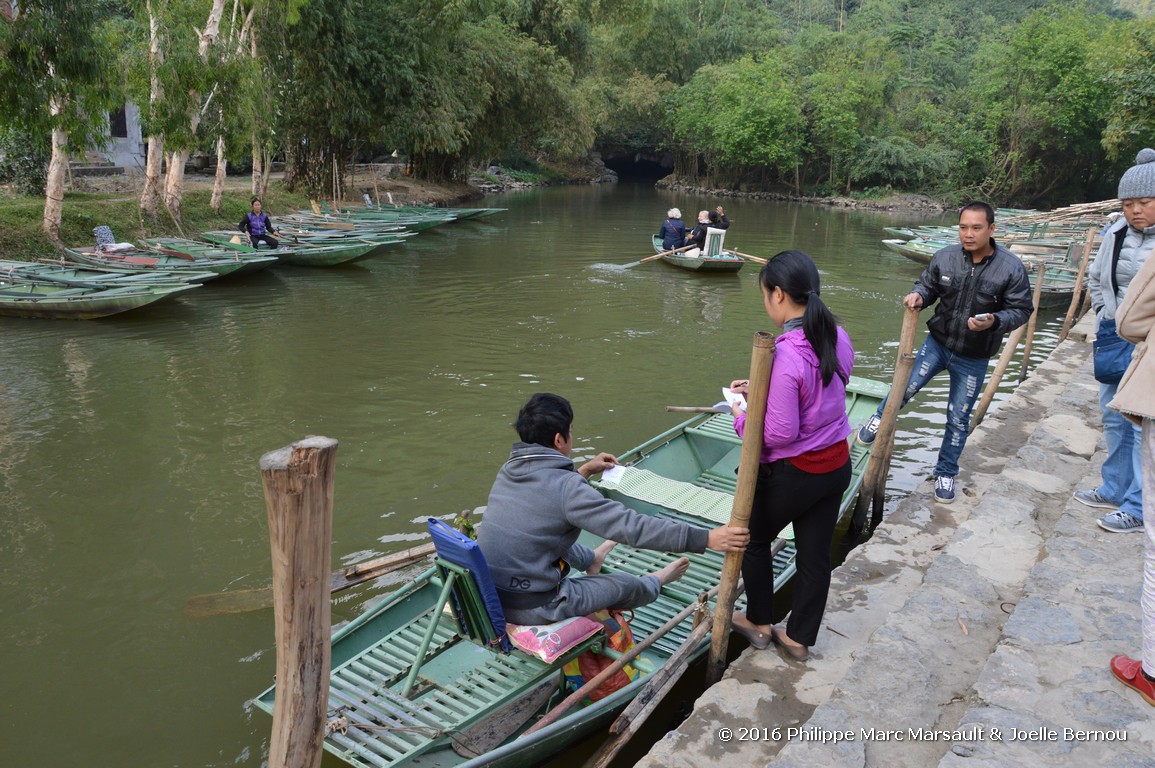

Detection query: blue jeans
xmin=872 ymin=334 xmax=988 ymax=479
xmin=1098 ymin=381 xmax=1144 ymax=520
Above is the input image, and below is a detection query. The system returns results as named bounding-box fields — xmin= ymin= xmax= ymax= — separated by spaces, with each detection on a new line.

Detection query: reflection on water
xmin=0 ymin=185 xmax=1066 ymax=767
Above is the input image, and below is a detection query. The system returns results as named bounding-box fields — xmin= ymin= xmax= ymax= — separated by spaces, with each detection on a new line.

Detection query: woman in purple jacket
xmin=727 ymin=250 xmax=854 ymax=661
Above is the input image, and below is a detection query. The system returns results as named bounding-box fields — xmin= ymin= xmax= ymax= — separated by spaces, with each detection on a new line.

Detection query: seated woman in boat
xmin=728 ymin=250 xmax=854 ymax=662
xmin=239 ymin=198 xmax=279 ymax=249
xmin=684 ymin=210 xmax=712 ymax=256
xmin=658 ymin=208 xmax=686 ymax=252
xmin=476 ymin=393 xmax=749 ymax=626
xmin=709 ymin=206 xmax=730 ymax=230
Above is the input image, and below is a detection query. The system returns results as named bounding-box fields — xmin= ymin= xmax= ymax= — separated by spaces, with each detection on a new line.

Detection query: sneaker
xmin=857 ymin=415 xmax=881 ymax=445
xmin=1110 ymin=655 xmax=1155 ymax=706
xmin=934 ymin=475 xmax=955 ymax=504
xmin=1097 ymin=510 xmax=1143 ymax=533
xmin=1073 ymin=489 xmax=1119 ymax=510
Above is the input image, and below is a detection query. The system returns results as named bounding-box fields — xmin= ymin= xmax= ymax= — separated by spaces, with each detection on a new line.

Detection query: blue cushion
xmin=427 ymin=518 xmax=510 ymax=651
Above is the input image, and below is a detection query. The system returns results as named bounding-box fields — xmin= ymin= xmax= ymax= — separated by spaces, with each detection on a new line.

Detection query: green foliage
xmin=0 ymin=128 xmax=51 ymax=196
xmin=1101 ymin=17 xmax=1155 ymax=161
xmin=671 ymin=56 xmax=806 ymax=182
xmin=965 ymin=4 xmax=1116 ymax=202
xmin=0 ymin=0 xmax=120 ymax=149
xmin=850 ymin=136 xmax=954 ymax=189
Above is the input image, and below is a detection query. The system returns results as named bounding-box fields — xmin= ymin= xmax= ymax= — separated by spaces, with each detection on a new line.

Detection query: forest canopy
xmin=2 ymin=0 xmax=1153 ymax=233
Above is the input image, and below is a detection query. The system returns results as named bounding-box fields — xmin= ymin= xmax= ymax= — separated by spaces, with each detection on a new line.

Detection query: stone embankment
xmin=637 ymin=315 xmax=1154 ymax=767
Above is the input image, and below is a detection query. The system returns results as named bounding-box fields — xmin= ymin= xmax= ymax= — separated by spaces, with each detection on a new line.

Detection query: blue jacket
xmin=659 ymin=218 xmax=685 ymax=251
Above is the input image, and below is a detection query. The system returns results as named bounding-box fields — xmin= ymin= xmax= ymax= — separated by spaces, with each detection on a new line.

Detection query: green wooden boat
xmin=253 ymin=377 xmax=887 ymax=768
xmin=64 ymin=245 xmax=261 ymax=282
xmin=0 ymin=259 xmax=212 ymax=286
xmin=135 ymin=239 xmax=280 ymax=276
xmin=197 ymin=231 xmax=392 ymax=267
xmin=0 ymin=277 xmax=197 ymax=319
xmin=651 ymin=234 xmax=744 ymax=272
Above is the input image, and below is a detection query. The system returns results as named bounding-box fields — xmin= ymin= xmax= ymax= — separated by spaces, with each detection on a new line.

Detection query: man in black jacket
xmin=857 ymin=202 xmax=1034 ymax=503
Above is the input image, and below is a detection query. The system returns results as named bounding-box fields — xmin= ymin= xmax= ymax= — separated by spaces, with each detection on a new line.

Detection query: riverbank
xmin=636 ymin=313 xmax=1154 ymax=767
xmin=655 ymin=177 xmax=951 ymax=214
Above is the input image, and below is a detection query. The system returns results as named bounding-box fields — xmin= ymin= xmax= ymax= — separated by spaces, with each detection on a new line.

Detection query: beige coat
xmin=1110 ymin=247 xmax=1155 ymax=424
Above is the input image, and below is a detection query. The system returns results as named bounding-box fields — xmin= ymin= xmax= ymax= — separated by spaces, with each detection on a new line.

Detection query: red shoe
xmin=1110 ymin=655 xmax=1155 ymax=706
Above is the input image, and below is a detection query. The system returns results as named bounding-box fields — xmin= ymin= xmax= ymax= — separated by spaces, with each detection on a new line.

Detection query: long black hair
xmin=759 ymin=250 xmax=846 ymax=386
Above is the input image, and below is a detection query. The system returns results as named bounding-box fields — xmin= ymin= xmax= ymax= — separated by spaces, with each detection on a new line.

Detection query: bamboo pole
xmin=705 ymin=331 xmax=775 ymax=685
xmin=849 ymin=307 xmax=919 ymax=537
xmin=1059 ymin=227 xmax=1098 ymax=343
xmin=970 ymin=324 xmax=1027 ymax=432
xmin=263 ymin=436 xmax=338 ymax=768
xmin=1018 ymin=262 xmax=1047 ymax=383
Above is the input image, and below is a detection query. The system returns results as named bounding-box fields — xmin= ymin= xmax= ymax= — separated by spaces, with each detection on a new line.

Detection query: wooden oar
xmin=183 ymin=541 xmax=436 ymax=617
xmin=620 ymin=243 xmax=697 ymax=268
xmin=724 ymin=249 xmax=767 ymax=264
xmin=149 ymin=245 xmax=198 ymax=262
xmin=665 ymin=403 xmax=731 ymax=414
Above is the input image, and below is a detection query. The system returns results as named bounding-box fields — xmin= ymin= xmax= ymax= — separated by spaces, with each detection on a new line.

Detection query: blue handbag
xmin=1093 ymin=318 xmax=1134 ymax=385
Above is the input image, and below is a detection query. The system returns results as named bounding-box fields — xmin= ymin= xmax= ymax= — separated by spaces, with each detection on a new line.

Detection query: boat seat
xmin=703 ymin=227 xmax=727 ymax=258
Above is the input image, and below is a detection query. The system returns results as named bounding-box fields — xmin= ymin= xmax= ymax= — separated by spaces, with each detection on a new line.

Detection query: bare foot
xmin=586 ymin=540 xmax=618 ymax=575
xmin=651 ymin=556 xmax=690 ymax=586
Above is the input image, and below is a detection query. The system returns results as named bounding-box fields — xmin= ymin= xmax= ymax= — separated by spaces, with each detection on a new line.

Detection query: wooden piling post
xmin=850 ymin=306 xmax=919 ymax=537
xmin=263 ymin=436 xmax=338 ymax=768
xmin=970 ymin=325 xmax=1026 ymax=432
xmin=705 ymin=332 xmax=774 ymax=685
xmin=1059 ymin=226 xmax=1098 ymax=343
xmin=1018 ymin=262 xmax=1047 ymax=383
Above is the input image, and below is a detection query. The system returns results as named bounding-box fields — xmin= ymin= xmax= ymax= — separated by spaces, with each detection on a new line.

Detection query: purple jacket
xmin=734 ymin=326 xmax=854 ymax=463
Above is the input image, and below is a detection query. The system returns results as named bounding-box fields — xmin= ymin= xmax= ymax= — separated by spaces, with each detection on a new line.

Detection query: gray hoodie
xmin=476 ymin=443 xmax=709 ymax=601
xmin=1089 ymin=218 xmax=1155 ymax=322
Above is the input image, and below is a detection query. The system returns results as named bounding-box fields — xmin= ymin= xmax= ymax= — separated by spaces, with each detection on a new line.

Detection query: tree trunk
xmin=211 ymin=134 xmax=227 ymax=212
xmin=140 ymin=1 xmax=164 ymax=220
xmin=43 ymin=122 xmax=68 ymax=242
xmin=164 ymin=148 xmax=189 ymax=220
xmin=251 ymin=135 xmax=263 ymax=198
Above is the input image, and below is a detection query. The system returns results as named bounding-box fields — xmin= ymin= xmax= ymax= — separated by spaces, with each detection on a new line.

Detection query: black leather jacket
xmin=913 ymin=240 xmax=1034 ymax=359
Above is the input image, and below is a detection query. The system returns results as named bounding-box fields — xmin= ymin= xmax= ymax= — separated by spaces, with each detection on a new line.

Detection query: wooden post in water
xmin=970 ymin=325 xmax=1027 ymax=432
xmin=263 ymin=436 xmax=338 ymax=768
xmin=850 ymin=307 xmax=919 ymax=537
xmin=1018 ymin=262 xmax=1047 ymax=383
xmin=705 ymin=332 xmax=774 ymax=685
xmin=1059 ymin=226 xmax=1098 ymax=343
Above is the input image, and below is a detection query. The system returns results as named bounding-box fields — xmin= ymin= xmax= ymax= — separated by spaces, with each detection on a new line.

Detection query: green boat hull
xmin=253 ymin=377 xmax=887 ymax=768
xmin=0 ymin=279 xmax=196 ymax=320
xmin=197 ymin=231 xmax=385 ymax=266
xmin=651 ymin=235 xmax=744 ymax=272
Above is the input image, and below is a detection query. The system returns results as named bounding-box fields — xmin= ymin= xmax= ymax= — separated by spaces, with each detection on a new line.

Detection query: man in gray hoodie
xmin=477 ymin=393 xmax=749 ymax=625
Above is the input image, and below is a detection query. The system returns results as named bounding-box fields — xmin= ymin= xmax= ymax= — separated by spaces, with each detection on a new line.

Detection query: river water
xmin=0 ymin=184 xmax=1066 ymax=767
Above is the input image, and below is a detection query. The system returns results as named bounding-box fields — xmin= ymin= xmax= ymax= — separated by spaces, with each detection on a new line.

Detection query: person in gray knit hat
xmin=1073 ymin=148 xmax=1155 ymax=532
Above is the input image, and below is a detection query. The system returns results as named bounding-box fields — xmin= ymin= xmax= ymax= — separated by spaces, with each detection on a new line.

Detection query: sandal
xmin=770 ymin=627 xmax=810 ymax=662
xmin=730 ymin=612 xmax=771 ymax=649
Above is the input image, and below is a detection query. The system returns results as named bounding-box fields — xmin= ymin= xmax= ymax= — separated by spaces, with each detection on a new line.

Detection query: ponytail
xmin=759 ymin=251 xmax=846 ymax=386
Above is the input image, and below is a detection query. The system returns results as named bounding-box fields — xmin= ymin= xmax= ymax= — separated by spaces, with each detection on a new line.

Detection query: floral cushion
xmin=507 ymin=616 xmax=603 ymax=664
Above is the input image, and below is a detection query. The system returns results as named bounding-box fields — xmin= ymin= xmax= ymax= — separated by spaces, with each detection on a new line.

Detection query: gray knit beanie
xmin=1117 ymin=148 xmax=1155 ymax=200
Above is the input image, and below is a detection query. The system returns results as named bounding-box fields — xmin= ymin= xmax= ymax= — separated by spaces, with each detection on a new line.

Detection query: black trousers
xmin=741 ymin=457 xmax=851 ymax=646
xmin=250 ymin=234 xmax=279 ymax=249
